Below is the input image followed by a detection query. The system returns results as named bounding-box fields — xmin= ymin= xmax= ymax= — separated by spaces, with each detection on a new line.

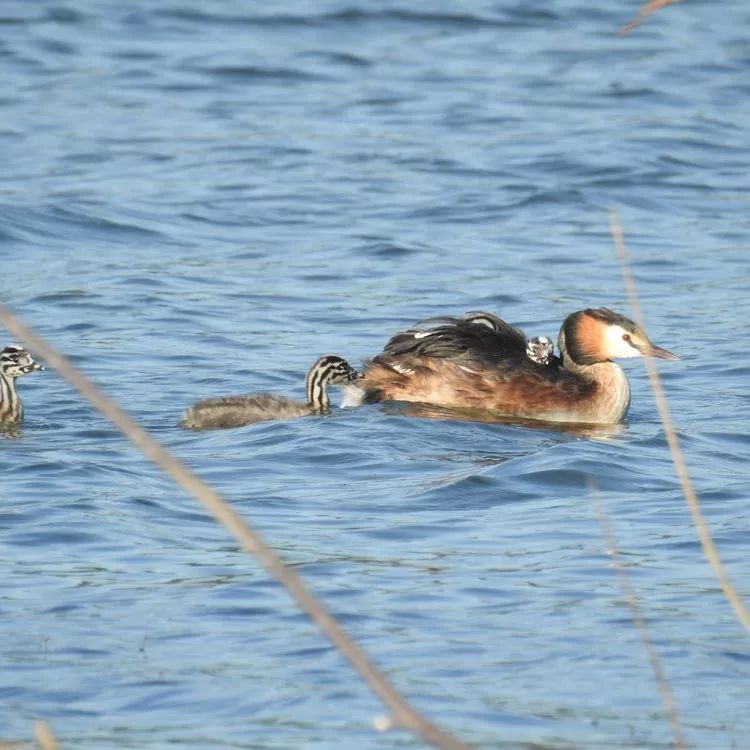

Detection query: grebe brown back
xmin=0 ymin=345 xmax=44 ymax=424
xmin=360 ymin=308 xmax=677 ymax=425
xmin=181 ymin=355 xmax=360 ymax=430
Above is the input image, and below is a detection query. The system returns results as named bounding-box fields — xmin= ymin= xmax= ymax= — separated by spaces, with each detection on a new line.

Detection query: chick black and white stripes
xmin=182 ymin=355 xmax=360 ymax=430
xmin=0 ymin=345 xmax=44 ymax=424
xmin=304 ymin=354 xmax=359 ymax=410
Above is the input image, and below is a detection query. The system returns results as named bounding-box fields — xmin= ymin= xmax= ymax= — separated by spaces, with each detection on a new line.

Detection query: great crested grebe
xmin=358 ymin=307 xmax=678 ymax=425
xmin=181 ymin=355 xmax=360 ymax=430
xmin=0 ymin=345 xmax=44 ymax=424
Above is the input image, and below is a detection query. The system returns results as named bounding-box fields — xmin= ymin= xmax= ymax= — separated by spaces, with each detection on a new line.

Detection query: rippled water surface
xmin=2 ymin=1 xmax=750 ymax=748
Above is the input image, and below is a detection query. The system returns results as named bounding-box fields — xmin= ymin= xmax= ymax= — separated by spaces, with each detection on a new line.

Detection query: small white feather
xmin=338 ymin=383 xmax=366 ymax=408
xmin=391 ymin=362 xmax=415 ymax=375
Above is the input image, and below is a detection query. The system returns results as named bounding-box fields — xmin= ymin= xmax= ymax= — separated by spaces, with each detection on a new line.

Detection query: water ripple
xmin=2 ymin=1 xmax=750 ymax=748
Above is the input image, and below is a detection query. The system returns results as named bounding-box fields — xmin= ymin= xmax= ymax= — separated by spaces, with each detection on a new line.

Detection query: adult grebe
xmin=181 ymin=355 xmax=360 ymax=430
xmin=0 ymin=345 xmax=44 ymax=424
xmin=359 ymin=308 xmax=678 ymax=425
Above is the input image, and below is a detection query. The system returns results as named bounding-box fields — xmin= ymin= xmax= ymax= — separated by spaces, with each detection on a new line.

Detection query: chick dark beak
xmin=21 ymin=362 xmax=45 ymax=373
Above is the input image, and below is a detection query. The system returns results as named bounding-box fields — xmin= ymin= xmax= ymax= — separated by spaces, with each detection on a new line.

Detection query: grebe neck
xmin=559 ymin=325 xmax=601 ymax=379
xmin=0 ymin=369 xmax=22 ymax=423
xmin=558 ymin=329 xmax=631 ymax=422
xmin=0 ymin=345 xmax=44 ymax=424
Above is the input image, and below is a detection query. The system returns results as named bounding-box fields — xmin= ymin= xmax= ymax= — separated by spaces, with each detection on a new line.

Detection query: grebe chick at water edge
xmin=359 ymin=308 xmax=677 ymax=425
xmin=0 ymin=345 xmax=44 ymax=424
xmin=181 ymin=355 xmax=360 ymax=430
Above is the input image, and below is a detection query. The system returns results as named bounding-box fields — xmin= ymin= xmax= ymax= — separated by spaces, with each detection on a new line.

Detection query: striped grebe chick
xmin=181 ymin=355 xmax=360 ymax=430
xmin=0 ymin=345 xmax=44 ymax=424
xmin=525 ymin=335 xmax=556 ymax=367
xmin=461 ymin=311 xmax=559 ymax=367
xmin=360 ymin=308 xmax=678 ymax=425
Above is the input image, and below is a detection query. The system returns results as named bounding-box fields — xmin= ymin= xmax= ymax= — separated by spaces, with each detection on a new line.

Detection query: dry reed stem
xmin=619 ymin=0 xmax=684 ymax=36
xmin=33 ymin=722 xmax=58 ymax=750
xmin=0 ymin=305 xmax=471 ymax=750
xmin=609 ymin=208 xmax=750 ymax=634
xmin=590 ymin=482 xmax=687 ymax=749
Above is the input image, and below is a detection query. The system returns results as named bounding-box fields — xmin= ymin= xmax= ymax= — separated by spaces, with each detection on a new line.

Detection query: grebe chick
xmin=0 ymin=345 xmax=44 ymax=424
xmin=462 ymin=311 xmax=559 ymax=367
xmin=360 ymin=307 xmax=678 ymax=425
xmin=526 ymin=336 xmax=556 ymax=366
xmin=181 ymin=355 xmax=360 ymax=430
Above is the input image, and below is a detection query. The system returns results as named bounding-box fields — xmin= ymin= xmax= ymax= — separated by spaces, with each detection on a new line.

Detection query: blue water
xmin=2 ymin=1 xmax=750 ymax=748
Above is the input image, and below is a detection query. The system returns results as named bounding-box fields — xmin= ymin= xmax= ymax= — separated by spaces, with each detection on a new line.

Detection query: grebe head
xmin=305 ymin=355 xmax=361 ymax=409
xmin=1 ymin=345 xmax=44 ymax=379
xmin=559 ymin=308 xmax=678 ymax=366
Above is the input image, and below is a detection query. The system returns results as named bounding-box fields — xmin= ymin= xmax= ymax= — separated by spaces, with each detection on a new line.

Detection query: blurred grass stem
xmin=0 ymin=304 xmax=471 ymax=750
xmin=34 ymin=722 xmax=58 ymax=750
xmin=591 ymin=483 xmax=687 ymax=749
xmin=619 ymin=0 xmax=684 ymax=36
xmin=609 ymin=208 xmax=750 ymax=634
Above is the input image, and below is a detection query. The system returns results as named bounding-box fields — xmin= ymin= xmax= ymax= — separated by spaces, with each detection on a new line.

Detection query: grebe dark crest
xmin=181 ymin=355 xmax=360 ymax=430
xmin=0 ymin=345 xmax=44 ymax=424
xmin=359 ymin=308 xmax=678 ymax=425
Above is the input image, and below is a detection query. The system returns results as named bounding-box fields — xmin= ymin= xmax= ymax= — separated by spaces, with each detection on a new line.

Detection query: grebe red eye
xmin=622 ymin=333 xmax=631 ymax=342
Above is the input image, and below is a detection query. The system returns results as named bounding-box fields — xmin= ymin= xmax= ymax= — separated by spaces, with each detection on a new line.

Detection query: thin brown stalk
xmin=609 ymin=208 xmax=750 ymax=634
xmin=34 ymin=722 xmax=58 ymax=750
xmin=619 ymin=0 xmax=684 ymax=36
xmin=0 ymin=305 xmax=471 ymax=750
xmin=590 ymin=482 xmax=687 ymax=749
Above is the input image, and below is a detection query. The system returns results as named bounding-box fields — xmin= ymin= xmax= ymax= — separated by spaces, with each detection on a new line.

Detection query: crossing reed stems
xmin=0 ymin=304 xmax=472 ymax=750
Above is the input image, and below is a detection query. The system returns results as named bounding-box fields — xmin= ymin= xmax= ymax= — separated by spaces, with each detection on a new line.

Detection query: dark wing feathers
xmin=375 ymin=315 xmax=531 ymax=368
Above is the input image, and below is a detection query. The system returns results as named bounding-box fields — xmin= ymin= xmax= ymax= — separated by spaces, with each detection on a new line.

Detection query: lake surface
xmin=2 ymin=1 xmax=749 ymax=748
